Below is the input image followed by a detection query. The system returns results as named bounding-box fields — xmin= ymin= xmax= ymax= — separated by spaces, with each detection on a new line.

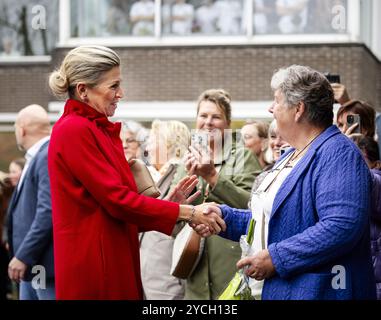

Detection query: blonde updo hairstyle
xmin=151 ymin=120 xmax=190 ymax=163
xmin=196 ymin=89 xmax=232 ymax=125
xmin=49 ymin=45 xmax=120 ymax=98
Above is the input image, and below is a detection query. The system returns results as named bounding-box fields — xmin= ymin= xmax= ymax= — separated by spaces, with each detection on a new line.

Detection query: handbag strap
xmin=261 ymin=213 xmax=266 ymax=250
xmin=202 ymin=165 xmax=222 ymax=203
xmin=139 ymin=232 xmax=145 ymax=244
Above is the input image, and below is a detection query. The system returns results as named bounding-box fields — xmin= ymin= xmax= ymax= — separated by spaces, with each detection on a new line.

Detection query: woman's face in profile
xmin=196 ymin=100 xmax=229 ymax=144
xmin=86 ymin=67 xmax=124 ymax=117
xmin=9 ymin=162 xmax=23 ymax=187
xmin=269 ymin=90 xmax=294 ymax=142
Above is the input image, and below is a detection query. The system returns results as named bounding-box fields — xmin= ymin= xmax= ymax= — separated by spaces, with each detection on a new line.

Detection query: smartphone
xmin=325 ymin=73 xmax=341 ymax=84
xmin=280 ymin=146 xmax=291 ymax=156
xmin=346 ymin=114 xmax=361 ymax=134
xmin=191 ymin=132 xmax=208 ymax=153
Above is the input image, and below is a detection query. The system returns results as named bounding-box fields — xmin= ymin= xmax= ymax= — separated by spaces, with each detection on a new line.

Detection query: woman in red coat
xmin=47 ymin=46 xmax=225 ymax=300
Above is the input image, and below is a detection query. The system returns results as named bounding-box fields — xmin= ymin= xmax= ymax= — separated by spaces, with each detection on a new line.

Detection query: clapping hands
xmin=165 ymin=175 xmax=201 ymax=204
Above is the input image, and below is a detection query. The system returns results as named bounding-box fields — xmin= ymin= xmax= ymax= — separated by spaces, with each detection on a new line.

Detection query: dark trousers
xmin=0 ymin=244 xmax=9 ymax=300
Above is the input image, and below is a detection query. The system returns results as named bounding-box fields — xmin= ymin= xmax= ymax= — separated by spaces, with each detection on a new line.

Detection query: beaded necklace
xmin=254 ymin=133 xmax=321 ymax=250
xmin=263 ymin=133 xmax=320 ymax=193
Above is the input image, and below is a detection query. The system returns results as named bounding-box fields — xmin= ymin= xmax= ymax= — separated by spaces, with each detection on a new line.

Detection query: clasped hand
xmin=166 ymin=176 xmax=225 ymax=234
xmin=189 ymin=203 xmax=226 ymax=235
xmin=190 ymin=204 xmax=226 ymax=236
xmin=236 ymin=249 xmax=276 ymax=281
xmin=8 ymin=257 xmax=27 ymax=282
xmin=191 ymin=205 xmax=276 ymax=280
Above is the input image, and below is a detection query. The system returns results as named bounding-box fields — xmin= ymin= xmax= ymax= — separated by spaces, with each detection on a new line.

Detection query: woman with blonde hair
xmin=47 ymin=46 xmax=225 ymax=300
xmin=171 ymin=88 xmax=261 ymax=299
xmin=140 ymin=119 xmax=194 ymax=299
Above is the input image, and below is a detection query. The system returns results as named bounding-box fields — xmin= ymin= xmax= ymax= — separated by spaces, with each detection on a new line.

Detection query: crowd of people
xmin=0 ymin=0 xmax=350 ymax=57
xmin=102 ymin=0 xmax=347 ymax=37
xmin=0 ymin=45 xmax=380 ymax=301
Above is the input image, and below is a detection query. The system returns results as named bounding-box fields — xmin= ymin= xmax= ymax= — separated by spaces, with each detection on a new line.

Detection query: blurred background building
xmin=0 ymin=0 xmax=380 ymax=169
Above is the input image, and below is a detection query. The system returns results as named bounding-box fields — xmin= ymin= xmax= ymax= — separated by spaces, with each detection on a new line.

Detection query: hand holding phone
xmin=191 ymin=132 xmax=209 ymax=155
xmin=346 ymin=114 xmax=361 ymax=134
xmin=325 ymin=73 xmax=341 ymax=84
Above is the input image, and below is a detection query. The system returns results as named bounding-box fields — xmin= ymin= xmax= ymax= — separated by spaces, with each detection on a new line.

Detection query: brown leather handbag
xmin=128 ymin=159 xmax=161 ymax=198
xmin=170 ymin=223 xmax=205 ymax=279
xmin=170 ymin=178 xmax=220 ymax=279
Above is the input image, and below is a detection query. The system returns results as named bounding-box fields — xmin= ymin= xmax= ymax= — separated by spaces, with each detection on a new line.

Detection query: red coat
xmin=48 ymin=99 xmax=179 ymax=300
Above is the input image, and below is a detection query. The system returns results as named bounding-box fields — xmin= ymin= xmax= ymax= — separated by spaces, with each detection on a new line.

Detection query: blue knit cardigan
xmin=219 ymin=125 xmax=376 ymax=300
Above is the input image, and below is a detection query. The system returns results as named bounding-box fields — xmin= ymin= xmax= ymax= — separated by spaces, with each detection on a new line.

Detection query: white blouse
xmin=248 ymin=152 xmax=301 ymax=299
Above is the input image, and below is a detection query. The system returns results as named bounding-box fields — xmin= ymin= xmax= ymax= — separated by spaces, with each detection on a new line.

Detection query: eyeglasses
xmin=125 ymin=138 xmax=137 ymax=144
xmin=243 ymin=134 xmax=253 ymax=140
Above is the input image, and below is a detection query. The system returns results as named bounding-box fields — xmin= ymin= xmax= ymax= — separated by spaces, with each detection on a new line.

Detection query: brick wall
xmin=117 ymin=44 xmax=381 ymax=108
xmin=0 ymin=133 xmax=23 ymax=172
xmin=0 ymin=43 xmax=380 ymax=171
xmin=1 ymin=43 xmax=380 ymax=113
xmin=0 ymin=62 xmax=51 ymax=113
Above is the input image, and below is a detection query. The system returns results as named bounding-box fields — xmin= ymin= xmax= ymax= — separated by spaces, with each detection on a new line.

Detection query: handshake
xmin=189 ymin=204 xmax=226 ymax=237
xmin=169 ymin=175 xmax=226 ymax=236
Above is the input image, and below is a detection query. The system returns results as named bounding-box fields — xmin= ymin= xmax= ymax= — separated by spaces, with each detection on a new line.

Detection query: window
xmin=252 ymin=0 xmax=348 ymax=35
xmin=0 ymin=0 xmax=58 ymax=56
xmin=69 ymin=0 xmax=349 ymax=38
xmin=0 ymin=0 xmax=360 ymax=56
xmin=71 ymin=0 xmax=133 ymax=37
xmin=162 ymin=0 xmax=245 ymax=36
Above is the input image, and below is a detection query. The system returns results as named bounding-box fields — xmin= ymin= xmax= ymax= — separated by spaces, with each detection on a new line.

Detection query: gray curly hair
xmin=271 ymin=65 xmax=334 ymax=128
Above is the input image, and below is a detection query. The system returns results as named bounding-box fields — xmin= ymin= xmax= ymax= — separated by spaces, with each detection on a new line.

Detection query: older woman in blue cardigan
xmin=196 ymin=65 xmax=376 ymax=300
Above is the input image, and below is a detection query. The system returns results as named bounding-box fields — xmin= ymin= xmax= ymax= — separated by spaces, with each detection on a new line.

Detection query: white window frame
xmin=371 ymin=0 xmax=381 ymax=60
xmin=0 ymin=101 xmax=276 ymax=132
xmin=0 ymin=101 xmax=342 ymax=132
xmin=2 ymin=1 xmax=378 ymax=63
xmin=48 ymin=100 xmax=276 ymax=121
xmin=57 ymin=0 xmax=361 ymax=48
xmin=47 ymin=100 xmax=342 ymax=122
xmin=0 ymin=56 xmax=51 ymax=64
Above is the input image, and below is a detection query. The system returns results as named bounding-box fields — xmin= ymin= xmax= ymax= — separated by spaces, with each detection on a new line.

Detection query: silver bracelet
xmin=188 ymin=205 xmax=196 ymax=224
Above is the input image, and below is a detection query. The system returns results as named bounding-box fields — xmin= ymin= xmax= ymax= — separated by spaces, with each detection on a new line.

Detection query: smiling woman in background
xmin=241 ymin=121 xmax=270 ymax=169
xmin=171 ymin=88 xmax=261 ymax=300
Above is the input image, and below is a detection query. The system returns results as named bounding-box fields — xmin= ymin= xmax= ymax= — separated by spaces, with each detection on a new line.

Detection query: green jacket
xmin=171 ymin=140 xmax=261 ymax=299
